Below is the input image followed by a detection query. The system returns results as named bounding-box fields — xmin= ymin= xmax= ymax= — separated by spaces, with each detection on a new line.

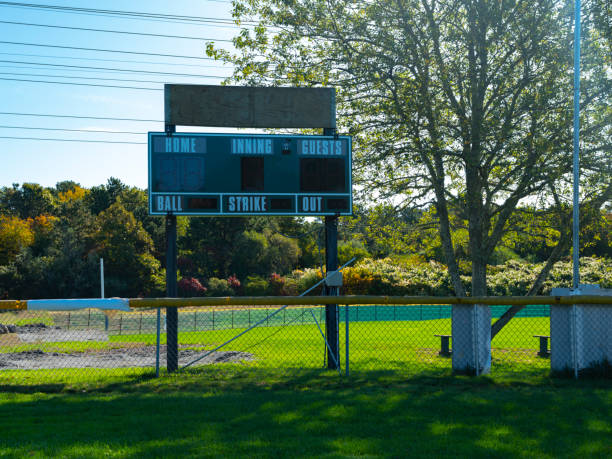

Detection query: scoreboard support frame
xmin=159 ymin=85 xmax=343 ymax=374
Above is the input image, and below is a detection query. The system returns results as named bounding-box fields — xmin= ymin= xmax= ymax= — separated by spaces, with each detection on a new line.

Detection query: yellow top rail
xmin=0 ymin=300 xmax=26 ymax=310
xmin=2 ymin=295 xmax=610 ymax=310
xmin=128 ymin=295 xmax=612 ymax=308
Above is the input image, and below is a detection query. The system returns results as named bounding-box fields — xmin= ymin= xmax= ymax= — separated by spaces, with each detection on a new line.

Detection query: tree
xmin=0 ymin=183 xmax=54 ymax=218
xmin=87 ymin=177 xmax=128 ymax=215
xmin=94 ymin=201 xmax=163 ymax=297
xmin=180 ymin=217 xmax=253 ymax=279
xmin=0 ymin=216 xmax=34 ymax=265
xmin=211 ymin=0 xmax=611 ymax=337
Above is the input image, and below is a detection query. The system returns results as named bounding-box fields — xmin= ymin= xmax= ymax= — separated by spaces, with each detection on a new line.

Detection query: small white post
xmin=100 ymin=258 xmax=105 ymax=299
xmin=101 ymin=258 xmax=108 ymax=331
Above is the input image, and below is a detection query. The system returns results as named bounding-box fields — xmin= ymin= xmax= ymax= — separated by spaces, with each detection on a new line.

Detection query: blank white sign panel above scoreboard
xmin=148 ymin=132 xmax=352 ymax=216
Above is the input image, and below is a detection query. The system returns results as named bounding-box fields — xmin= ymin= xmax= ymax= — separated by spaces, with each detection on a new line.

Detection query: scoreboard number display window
xmin=148 ymin=133 xmax=352 ymax=216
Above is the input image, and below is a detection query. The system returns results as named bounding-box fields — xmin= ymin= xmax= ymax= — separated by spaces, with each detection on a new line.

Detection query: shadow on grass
xmin=0 ymin=368 xmax=611 ymax=458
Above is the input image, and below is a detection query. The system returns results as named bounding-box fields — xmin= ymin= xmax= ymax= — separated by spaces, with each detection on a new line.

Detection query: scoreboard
xmin=148 ymin=132 xmax=352 ymax=216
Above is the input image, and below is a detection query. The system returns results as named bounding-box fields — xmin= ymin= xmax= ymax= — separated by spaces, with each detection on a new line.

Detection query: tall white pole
xmin=571 ymin=0 xmax=582 ymax=380
xmin=572 ymin=0 xmax=581 ymax=290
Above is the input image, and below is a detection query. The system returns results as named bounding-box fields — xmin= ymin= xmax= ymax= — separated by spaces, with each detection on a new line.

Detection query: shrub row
xmin=179 ymin=257 xmax=611 ymax=297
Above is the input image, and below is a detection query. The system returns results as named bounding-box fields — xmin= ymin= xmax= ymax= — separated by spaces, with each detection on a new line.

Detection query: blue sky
xmin=0 ymin=0 xmax=243 ymax=189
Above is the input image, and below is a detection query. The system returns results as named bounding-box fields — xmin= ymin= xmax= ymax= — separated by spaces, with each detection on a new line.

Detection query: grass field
xmin=0 ymin=314 xmax=551 ymax=374
xmin=0 ymin=367 xmax=610 ymax=458
xmin=1 ymin=306 xmax=609 ymax=458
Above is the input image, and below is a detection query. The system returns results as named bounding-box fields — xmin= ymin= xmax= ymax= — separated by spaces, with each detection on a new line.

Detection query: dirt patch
xmin=0 ymin=334 xmax=21 ymax=347
xmin=17 ymin=329 xmax=109 ymax=343
xmin=0 ymin=346 xmax=254 ymax=370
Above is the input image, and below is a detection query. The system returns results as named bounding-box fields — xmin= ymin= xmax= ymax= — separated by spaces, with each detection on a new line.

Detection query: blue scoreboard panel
xmin=148 ymin=133 xmax=352 ymax=216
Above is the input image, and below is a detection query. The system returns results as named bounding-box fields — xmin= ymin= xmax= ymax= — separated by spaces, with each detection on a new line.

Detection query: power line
xmin=0 ymin=2 xmax=253 ymax=26
xmin=0 ymin=40 xmax=216 ymax=60
xmin=0 ymin=20 xmax=235 ymax=42
xmin=0 ymin=112 xmax=163 ymax=122
xmin=0 ymin=59 xmax=231 ymax=78
xmin=0 ymin=136 xmax=146 ymax=144
xmin=0 ymin=4 xmax=244 ymax=30
xmin=0 ymin=76 xmax=161 ymax=91
xmin=0 ymin=125 xmax=146 ymax=135
xmin=0 ymin=51 xmax=232 ymax=69
xmin=0 ymin=71 xmax=222 ymax=85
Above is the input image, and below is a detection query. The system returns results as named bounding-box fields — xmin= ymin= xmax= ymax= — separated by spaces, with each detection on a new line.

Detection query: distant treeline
xmin=1 ymin=179 xmax=610 ymax=299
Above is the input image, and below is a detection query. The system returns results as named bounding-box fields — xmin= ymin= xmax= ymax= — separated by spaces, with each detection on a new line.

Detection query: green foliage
xmin=264 ymin=233 xmax=300 ymax=275
xmin=94 ymin=201 xmax=161 ymax=297
xmin=338 ymin=239 xmax=370 ymax=265
xmin=0 ymin=183 xmax=55 ymax=218
xmin=293 ymin=268 xmax=323 ymax=294
xmin=0 ymin=215 xmax=34 ymax=265
xmin=231 ymin=230 xmax=268 ymax=279
xmin=244 ymin=275 xmax=269 ymax=296
xmin=287 ymin=257 xmax=611 ymax=297
xmin=206 ymin=277 xmax=235 ymax=297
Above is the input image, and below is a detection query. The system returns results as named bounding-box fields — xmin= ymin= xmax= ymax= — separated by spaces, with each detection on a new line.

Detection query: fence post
xmin=67 ymin=312 xmax=71 ymax=330
xmin=232 ymin=309 xmax=234 ymax=329
xmin=139 ymin=313 xmax=143 ymax=334
xmin=194 ymin=311 xmax=197 ymax=331
xmin=87 ymin=309 xmax=91 ymax=327
xmin=345 ymin=304 xmax=349 ymax=377
xmin=119 ymin=314 xmax=123 ymax=335
xmin=248 ymin=309 xmax=251 ymax=327
xmin=212 ymin=309 xmax=215 ymax=330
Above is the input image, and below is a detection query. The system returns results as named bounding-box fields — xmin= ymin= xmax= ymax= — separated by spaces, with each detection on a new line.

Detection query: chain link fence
xmin=0 ymin=301 xmax=609 ymax=383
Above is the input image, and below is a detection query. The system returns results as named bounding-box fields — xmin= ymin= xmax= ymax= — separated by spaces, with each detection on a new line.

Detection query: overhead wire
xmin=0 ymin=51 xmax=233 ymax=69
xmin=0 ymin=125 xmax=146 ymax=135
xmin=0 ymin=136 xmax=146 ymax=144
xmin=0 ymin=71 xmax=223 ymax=85
xmin=0 ymin=112 xmax=163 ymax=122
xmin=0 ymin=76 xmax=161 ymax=91
xmin=0 ymin=40 xmax=217 ymax=61
xmin=0 ymin=20 xmax=235 ymax=42
xmin=0 ymin=59 xmax=231 ymax=78
xmin=0 ymin=1 xmax=254 ymax=26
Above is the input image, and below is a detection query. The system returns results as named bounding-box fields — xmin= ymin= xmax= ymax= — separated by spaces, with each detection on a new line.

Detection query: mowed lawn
xmin=3 ymin=313 xmax=606 ymax=458
xmin=0 ymin=367 xmax=611 ymax=458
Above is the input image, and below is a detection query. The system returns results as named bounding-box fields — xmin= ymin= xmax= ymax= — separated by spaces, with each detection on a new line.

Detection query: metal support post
xmin=163 ymin=122 xmax=179 ymax=373
xmin=166 ymin=213 xmax=178 ymax=372
xmin=324 ymin=214 xmax=339 ymax=370
xmin=345 ymin=304 xmax=349 ymax=377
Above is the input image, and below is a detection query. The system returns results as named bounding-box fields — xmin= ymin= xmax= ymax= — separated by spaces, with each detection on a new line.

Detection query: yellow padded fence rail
xmin=1 ymin=295 xmax=611 ymax=310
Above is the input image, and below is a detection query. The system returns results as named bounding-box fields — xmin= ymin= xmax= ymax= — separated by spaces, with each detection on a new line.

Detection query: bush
xmin=244 ymin=275 xmax=269 ymax=296
xmin=177 ymin=277 xmax=207 ymax=297
xmin=268 ymin=273 xmax=285 ymax=295
xmin=206 ymin=277 xmax=235 ymax=297
xmin=227 ymin=274 xmax=241 ymax=294
xmin=338 ymin=240 xmax=370 ymax=265
xmin=295 ymin=268 xmax=323 ymax=294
